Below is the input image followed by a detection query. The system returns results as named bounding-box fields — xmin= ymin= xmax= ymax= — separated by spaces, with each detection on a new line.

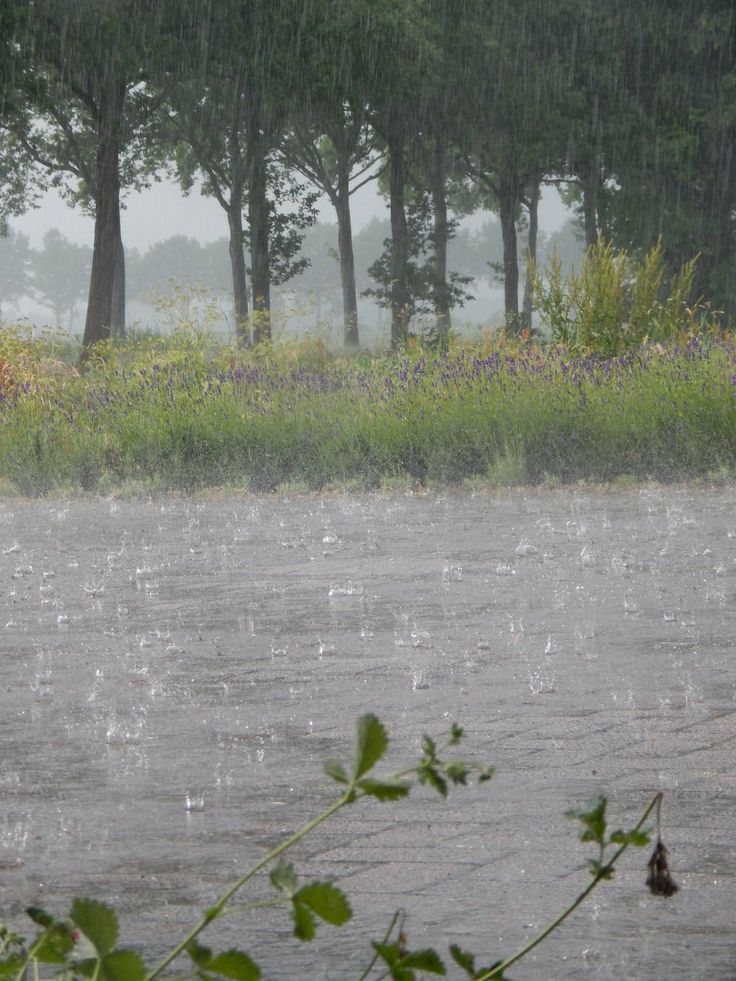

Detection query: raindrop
xmin=580 ymin=547 xmax=596 ymax=567
xmin=185 ymin=793 xmax=206 ymax=812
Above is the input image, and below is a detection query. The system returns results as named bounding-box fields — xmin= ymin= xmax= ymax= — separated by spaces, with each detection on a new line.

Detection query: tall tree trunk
xmin=83 ymin=79 xmax=125 ymax=350
xmin=583 ymin=94 xmax=602 ymax=248
xmin=522 ymin=178 xmax=540 ymax=331
xmin=227 ymin=200 xmax=250 ymax=345
xmin=334 ymin=158 xmax=359 ymax=347
xmin=387 ymin=127 xmax=410 ymax=347
xmin=582 ymin=169 xmax=599 ymax=248
xmin=499 ymin=169 xmax=520 ymax=331
xmin=110 ymin=230 xmax=125 ymax=339
xmin=246 ymin=110 xmax=270 ymax=344
xmin=429 ymin=131 xmax=450 ymax=343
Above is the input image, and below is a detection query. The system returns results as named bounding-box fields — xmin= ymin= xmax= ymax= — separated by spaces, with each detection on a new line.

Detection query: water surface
xmin=1 ymin=486 xmax=735 ymax=979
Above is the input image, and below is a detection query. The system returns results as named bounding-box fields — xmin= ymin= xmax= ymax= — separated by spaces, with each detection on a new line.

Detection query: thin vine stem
xmin=476 ymin=792 xmax=663 ymax=981
xmin=145 ymin=791 xmax=352 ymax=981
xmin=355 ymin=909 xmax=404 ymax=981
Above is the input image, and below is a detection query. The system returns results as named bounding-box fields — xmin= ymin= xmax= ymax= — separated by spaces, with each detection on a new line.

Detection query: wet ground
xmin=1 ymin=486 xmax=735 ymax=979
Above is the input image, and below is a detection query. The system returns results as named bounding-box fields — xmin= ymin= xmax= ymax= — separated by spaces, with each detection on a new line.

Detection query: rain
xmin=1 ymin=2 xmax=735 ymax=979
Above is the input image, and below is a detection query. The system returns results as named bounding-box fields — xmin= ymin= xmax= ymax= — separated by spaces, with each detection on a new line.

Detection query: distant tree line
xmin=0 ymin=1 xmax=733 ymax=351
xmin=0 ymin=217 xmax=584 ymax=337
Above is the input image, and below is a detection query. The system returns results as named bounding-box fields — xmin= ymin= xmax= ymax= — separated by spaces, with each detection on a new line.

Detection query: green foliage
xmin=0 ymin=714 xmax=676 ymax=981
xmin=532 ymin=239 xmax=710 ymax=356
xmin=0 ymin=328 xmax=735 ymax=494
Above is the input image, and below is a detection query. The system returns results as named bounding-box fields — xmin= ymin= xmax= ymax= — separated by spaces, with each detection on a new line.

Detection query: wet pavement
xmin=1 ymin=486 xmax=735 ymax=979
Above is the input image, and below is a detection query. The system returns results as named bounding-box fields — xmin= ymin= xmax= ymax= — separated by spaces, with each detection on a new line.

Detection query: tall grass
xmin=1 ymin=322 xmax=734 ymax=495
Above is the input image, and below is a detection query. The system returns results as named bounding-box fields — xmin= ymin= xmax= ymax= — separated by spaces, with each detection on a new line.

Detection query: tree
xmin=0 ymin=227 xmax=32 ymax=321
xmin=31 ymin=229 xmax=92 ymax=329
xmin=602 ymin=2 xmax=736 ymax=319
xmin=454 ymin=0 xmax=569 ymax=330
xmin=161 ymin=0 xmax=317 ymax=345
xmin=1 ymin=0 xmax=191 ymax=350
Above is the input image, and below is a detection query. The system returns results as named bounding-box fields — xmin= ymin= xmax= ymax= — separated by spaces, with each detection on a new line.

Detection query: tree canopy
xmin=1 ymin=0 xmax=733 ymax=348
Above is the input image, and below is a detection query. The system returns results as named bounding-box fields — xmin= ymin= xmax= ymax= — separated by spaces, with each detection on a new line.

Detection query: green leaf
xmin=448 ymin=723 xmax=464 ymax=746
xmin=26 ymin=907 xmax=54 ymax=929
xmin=402 ymin=948 xmax=446 ymax=974
xmin=0 ymin=954 xmax=26 ymax=978
xmin=372 ymin=941 xmax=401 ymax=968
xmin=100 ymin=949 xmax=146 ymax=981
xmin=71 ymin=899 xmax=119 ymax=956
xmin=291 ymin=902 xmax=316 ymax=942
xmin=357 ymin=778 xmax=411 ymax=801
xmin=587 ymin=859 xmax=614 ymax=880
xmin=269 ymin=859 xmax=298 ymax=896
xmin=352 ymin=714 xmax=388 ymax=780
xmin=324 ymin=759 xmax=349 ymax=784
xmin=420 ymin=766 xmax=448 ymax=798
xmin=610 ymin=829 xmax=650 ymax=847
xmin=294 ymin=883 xmax=351 ymax=926
xmin=33 ymin=925 xmax=75 ymax=964
xmin=443 ymin=761 xmax=469 ymax=786
xmin=207 ymin=949 xmax=260 ymax=980
xmin=74 ymin=957 xmax=98 ymax=977
xmin=478 ymin=767 xmax=495 ymax=783
xmin=449 ymin=944 xmax=476 ymax=976
xmin=185 ymin=939 xmax=213 ymax=968
xmin=421 ymin=735 xmax=437 ymax=759
xmin=566 ymin=794 xmax=608 ymax=845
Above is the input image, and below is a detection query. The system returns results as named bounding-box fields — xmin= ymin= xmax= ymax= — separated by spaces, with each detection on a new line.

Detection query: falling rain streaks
xmin=0 ymin=487 xmax=735 ymax=978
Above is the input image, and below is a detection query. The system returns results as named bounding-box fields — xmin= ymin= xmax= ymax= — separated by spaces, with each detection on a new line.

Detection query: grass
xmin=1 ymin=323 xmax=735 ymax=496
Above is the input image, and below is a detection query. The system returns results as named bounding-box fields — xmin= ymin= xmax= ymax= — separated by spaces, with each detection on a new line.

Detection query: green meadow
xmin=0 ymin=322 xmax=734 ymax=497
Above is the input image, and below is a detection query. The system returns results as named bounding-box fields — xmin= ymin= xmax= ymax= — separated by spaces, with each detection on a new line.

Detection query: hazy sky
xmin=12 ymin=175 xmax=569 ymax=251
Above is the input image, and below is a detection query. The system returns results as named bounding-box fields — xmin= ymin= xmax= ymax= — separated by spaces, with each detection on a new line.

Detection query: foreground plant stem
xmin=476 ymin=792 xmax=664 ymax=980
xmin=144 ymin=792 xmax=352 ymax=981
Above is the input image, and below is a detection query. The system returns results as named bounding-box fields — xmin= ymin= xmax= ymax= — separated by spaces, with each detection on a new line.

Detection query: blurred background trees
xmin=0 ymin=0 xmax=733 ymax=348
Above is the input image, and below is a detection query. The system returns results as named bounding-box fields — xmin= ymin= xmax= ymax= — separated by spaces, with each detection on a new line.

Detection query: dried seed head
xmin=646 ymin=839 xmax=679 ymax=897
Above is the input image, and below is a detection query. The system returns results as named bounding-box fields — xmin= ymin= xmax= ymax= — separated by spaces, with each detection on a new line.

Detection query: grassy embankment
xmin=0 ymin=323 xmax=734 ymax=496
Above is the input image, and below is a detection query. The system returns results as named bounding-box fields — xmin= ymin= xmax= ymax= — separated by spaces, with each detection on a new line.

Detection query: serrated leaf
xmin=186 ymin=939 xmax=213 ymax=968
xmin=207 ymin=949 xmax=260 ymax=980
xmin=26 ymin=907 xmax=54 ymax=929
xmin=74 ymin=958 xmax=98 ymax=978
xmin=566 ymin=794 xmax=607 ymax=845
xmin=610 ymin=829 xmax=650 ymax=847
xmin=0 ymin=954 xmax=26 ymax=978
xmin=100 ymin=949 xmax=146 ymax=981
xmin=357 ymin=778 xmax=411 ymax=801
xmin=291 ymin=901 xmax=316 ymax=942
xmin=448 ymin=723 xmax=464 ymax=746
xmin=443 ymin=761 xmax=469 ymax=785
xmin=324 ymin=759 xmax=349 ymax=784
xmin=420 ymin=766 xmax=448 ymax=798
xmin=34 ymin=925 xmax=75 ymax=964
xmin=372 ymin=941 xmax=400 ymax=967
xmin=269 ymin=859 xmax=298 ymax=896
xmin=402 ymin=948 xmax=446 ymax=974
xmin=71 ymin=899 xmax=119 ymax=957
xmin=295 ymin=883 xmax=351 ymax=926
xmin=352 ymin=714 xmax=388 ymax=779
xmin=449 ymin=944 xmax=476 ymax=976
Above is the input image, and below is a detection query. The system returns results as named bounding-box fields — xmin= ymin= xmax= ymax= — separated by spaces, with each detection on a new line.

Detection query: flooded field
xmin=1 ymin=486 xmax=735 ymax=979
